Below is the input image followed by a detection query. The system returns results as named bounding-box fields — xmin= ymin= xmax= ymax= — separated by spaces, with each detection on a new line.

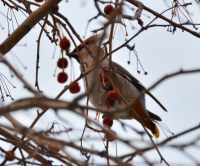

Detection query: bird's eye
xmin=73 ymin=41 xmax=90 ymax=53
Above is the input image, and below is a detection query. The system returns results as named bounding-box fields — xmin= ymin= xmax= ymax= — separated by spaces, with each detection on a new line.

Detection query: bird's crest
xmin=72 ymin=34 xmax=105 ymax=53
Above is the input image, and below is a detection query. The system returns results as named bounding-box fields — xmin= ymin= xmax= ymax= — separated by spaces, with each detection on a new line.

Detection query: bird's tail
xmin=130 ymin=112 xmax=160 ymax=138
xmin=129 ymin=103 xmax=160 ymax=138
xmin=154 ymin=125 xmax=160 ymax=138
xmin=138 ymin=115 xmax=160 ymax=138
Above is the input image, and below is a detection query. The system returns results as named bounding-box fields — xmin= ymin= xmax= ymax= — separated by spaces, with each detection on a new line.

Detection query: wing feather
xmin=112 ymin=61 xmax=167 ymax=112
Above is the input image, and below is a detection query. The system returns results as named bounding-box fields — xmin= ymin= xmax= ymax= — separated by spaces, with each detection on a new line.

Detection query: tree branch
xmin=0 ymin=0 xmax=61 ymax=55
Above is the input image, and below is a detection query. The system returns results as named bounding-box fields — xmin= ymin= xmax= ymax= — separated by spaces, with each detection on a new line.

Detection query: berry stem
xmin=52 ymin=45 xmax=57 ymax=59
xmin=106 ymin=140 xmax=110 ymax=166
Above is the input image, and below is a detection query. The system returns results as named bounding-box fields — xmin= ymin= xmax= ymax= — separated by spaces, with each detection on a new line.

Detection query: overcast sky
xmin=0 ymin=0 xmax=200 ymax=165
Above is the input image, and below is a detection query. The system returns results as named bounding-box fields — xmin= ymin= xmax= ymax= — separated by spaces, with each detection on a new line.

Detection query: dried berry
xmin=57 ymin=58 xmax=68 ymax=69
xmin=105 ymin=130 xmax=117 ymax=142
xmin=60 ymin=36 xmax=70 ymax=50
xmin=103 ymin=116 xmax=113 ymax=128
xmin=48 ymin=144 xmax=62 ymax=153
xmin=104 ymin=5 xmax=114 ymax=15
xmin=69 ymin=82 xmax=81 ymax=94
xmin=57 ymin=72 xmax=68 ymax=83
xmin=107 ymin=90 xmax=119 ymax=101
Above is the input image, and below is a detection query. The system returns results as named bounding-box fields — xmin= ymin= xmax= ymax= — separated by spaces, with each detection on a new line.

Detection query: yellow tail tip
xmin=153 ymin=125 xmax=160 ymax=138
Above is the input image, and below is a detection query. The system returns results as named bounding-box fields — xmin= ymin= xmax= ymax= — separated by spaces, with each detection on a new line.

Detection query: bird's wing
xmin=112 ymin=61 xmax=167 ymax=112
xmin=147 ymin=110 xmax=162 ymax=121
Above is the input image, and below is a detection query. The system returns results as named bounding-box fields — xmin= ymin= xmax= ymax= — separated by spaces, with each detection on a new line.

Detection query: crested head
xmin=72 ymin=34 xmax=105 ymax=53
xmin=83 ymin=33 xmax=105 ymax=46
xmin=67 ymin=34 xmax=105 ymax=63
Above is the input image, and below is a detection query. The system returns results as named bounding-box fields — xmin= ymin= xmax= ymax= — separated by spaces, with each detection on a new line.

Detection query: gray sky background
xmin=0 ymin=0 xmax=200 ymax=165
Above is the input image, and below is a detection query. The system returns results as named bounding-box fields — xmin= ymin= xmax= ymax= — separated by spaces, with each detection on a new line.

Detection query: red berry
xmin=34 ymin=0 xmax=44 ymax=2
xmin=60 ymin=36 xmax=70 ymax=50
xmin=5 ymin=150 xmax=15 ymax=161
xmin=99 ymin=70 xmax=108 ymax=82
xmin=55 ymin=5 xmax=59 ymax=12
xmin=57 ymin=72 xmax=68 ymax=83
xmin=57 ymin=58 xmax=68 ymax=69
xmin=105 ymin=130 xmax=117 ymax=142
xmin=103 ymin=116 xmax=113 ymax=128
xmin=69 ymin=82 xmax=81 ymax=94
xmin=107 ymin=90 xmax=119 ymax=101
xmin=104 ymin=5 xmax=114 ymax=15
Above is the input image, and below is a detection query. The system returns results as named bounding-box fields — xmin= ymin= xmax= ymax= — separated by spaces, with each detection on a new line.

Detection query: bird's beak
xmin=67 ymin=52 xmax=80 ymax=63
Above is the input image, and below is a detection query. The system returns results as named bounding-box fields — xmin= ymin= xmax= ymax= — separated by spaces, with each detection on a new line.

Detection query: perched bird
xmin=67 ymin=34 xmax=167 ymax=138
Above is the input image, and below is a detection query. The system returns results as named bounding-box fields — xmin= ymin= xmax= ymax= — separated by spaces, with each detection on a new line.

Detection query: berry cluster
xmin=100 ymin=69 xmax=118 ymax=142
xmin=56 ymin=36 xmax=81 ymax=93
xmin=56 ymin=36 xmax=70 ymax=84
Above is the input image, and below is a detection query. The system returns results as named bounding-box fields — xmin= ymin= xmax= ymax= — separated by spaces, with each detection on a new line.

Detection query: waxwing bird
xmin=67 ymin=34 xmax=167 ymax=138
